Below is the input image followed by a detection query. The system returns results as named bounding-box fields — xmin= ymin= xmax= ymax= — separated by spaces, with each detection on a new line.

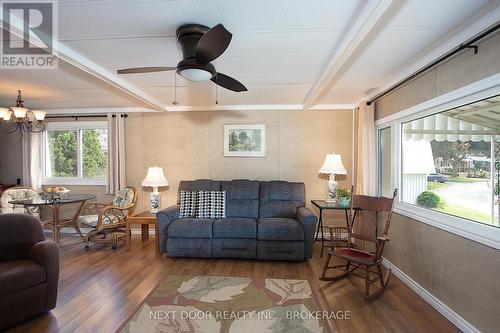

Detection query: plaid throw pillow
xmin=179 ymin=190 xmax=198 ymax=218
xmin=196 ymin=190 xmax=226 ymax=219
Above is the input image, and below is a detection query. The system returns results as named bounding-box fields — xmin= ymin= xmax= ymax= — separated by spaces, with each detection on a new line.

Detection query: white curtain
xmin=355 ymin=102 xmax=376 ymax=195
xmin=22 ymin=132 xmax=42 ymax=191
xmin=106 ymin=113 xmax=126 ymax=195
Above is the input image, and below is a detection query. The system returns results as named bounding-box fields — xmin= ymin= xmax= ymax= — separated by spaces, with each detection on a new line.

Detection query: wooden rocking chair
xmin=320 ymin=187 xmax=397 ymax=300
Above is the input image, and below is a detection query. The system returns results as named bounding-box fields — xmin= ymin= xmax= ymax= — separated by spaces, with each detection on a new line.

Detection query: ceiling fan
xmin=117 ymin=23 xmax=247 ymax=93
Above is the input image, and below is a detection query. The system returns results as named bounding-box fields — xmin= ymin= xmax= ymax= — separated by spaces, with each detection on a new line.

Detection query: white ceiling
xmin=0 ymin=0 xmax=499 ymax=111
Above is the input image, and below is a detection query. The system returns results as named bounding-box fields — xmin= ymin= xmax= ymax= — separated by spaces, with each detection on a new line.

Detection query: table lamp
xmin=319 ymin=153 xmax=347 ymax=203
xmin=141 ymin=166 xmax=169 ymax=213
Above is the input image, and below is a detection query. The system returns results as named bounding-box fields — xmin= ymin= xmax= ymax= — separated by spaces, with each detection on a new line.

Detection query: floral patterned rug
xmin=121 ymin=275 xmax=328 ymax=333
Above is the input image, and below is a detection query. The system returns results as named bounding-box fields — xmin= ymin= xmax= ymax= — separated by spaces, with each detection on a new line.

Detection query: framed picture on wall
xmin=224 ymin=124 xmax=266 ymax=157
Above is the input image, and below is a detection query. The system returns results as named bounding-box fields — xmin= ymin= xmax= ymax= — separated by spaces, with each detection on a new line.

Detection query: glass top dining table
xmin=9 ymin=194 xmax=96 ymax=244
xmin=9 ymin=194 xmax=96 ymax=206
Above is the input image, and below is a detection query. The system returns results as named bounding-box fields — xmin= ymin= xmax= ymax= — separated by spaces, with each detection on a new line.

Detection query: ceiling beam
xmin=166 ymin=104 xmax=304 ymax=112
xmin=1 ymin=14 xmax=168 ymax=111
xmin=43 ymin=107 xmax=159 ymax=114
xmin=302 ymin=0 xmax=394 ymax=109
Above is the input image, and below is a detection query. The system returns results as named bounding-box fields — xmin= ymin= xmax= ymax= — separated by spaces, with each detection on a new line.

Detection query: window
xmin=43 ymin=122 xmax=108 ymax=185
xmin=375 ymin=75 xmax=500 ymax=250
xmin=401 ymin=104 xmax=497 ymax=227
xmin=377 ymin=127 xmax=392 ymax=197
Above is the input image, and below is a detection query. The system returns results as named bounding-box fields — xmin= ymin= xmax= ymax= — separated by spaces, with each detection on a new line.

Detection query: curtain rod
xmin=45 ymin=114 xmax=128 ymax=120
xmin=367 ymin=22 xmax=500 ymax=105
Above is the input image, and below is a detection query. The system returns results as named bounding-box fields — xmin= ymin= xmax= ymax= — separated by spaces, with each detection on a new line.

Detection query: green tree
xmin=82 ymin=129 xmax=107 ymax=177
xmin=229 ymin=131 xmax=238 ymax=150
xmin=48 ymin=130 xmax=77 ymax=177
xmin=431 ymin=141 xmax=471 ymax=176
xmin=48 ymin=129 xmax=107 ymax=178
xmin=238 ymin=131 xmax=249 ymax=143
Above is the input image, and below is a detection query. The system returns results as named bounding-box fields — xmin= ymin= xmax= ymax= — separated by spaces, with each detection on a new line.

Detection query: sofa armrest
xmin=156 ymin=205 xmax=180 ymax=253
xmin=296 ymin=207 xmax=318 ymax=259
xmin=30 ymin=240 xmax=59 ymax=310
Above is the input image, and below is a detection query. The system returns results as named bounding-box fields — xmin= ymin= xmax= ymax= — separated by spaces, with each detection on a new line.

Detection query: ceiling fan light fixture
xmin=179 ymin=68 xmax=213 ymax=82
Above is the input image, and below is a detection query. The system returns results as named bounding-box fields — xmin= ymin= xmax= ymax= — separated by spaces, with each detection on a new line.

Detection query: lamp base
xmin=326 ymin=178 xmax=338 ymax=203
xmin=150 ymin=189 xmax=160 ymax=213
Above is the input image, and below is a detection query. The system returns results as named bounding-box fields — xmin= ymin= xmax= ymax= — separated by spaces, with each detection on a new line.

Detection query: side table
xmin=311 ymin=200 xmax=355 ymax=257
xmin=125 ymin=211 xmax=159 ymax=254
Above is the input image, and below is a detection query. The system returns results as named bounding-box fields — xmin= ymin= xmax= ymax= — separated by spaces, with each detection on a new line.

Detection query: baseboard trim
xmin=382 ymin=258 xmax=480 ymax=333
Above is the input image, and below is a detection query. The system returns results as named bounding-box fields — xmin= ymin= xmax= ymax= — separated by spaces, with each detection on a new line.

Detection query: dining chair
xmin=79 ymin=186 xmax=137 ymax=250
xmin=0 ymin=186 xmax=40 ymax=217
xmin=320 ymin=186 xmax=398 ymax=300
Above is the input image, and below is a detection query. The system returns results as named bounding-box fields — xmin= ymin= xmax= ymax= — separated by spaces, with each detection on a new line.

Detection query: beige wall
xmin=375 ymin=30 xmax=500 ymax=333
xmin=0 ymin=131 xmax=23 ymax=184
xmin=125 ymin=109 xmax=354 ymax=224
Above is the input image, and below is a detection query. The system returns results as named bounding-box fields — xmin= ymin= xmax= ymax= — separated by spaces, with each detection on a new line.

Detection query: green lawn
xmin=447 ymin=176 xmax=488 ymax=183
xmin=427 ymin=182 xmax=448 ymax=190
xmin=435 ymin=202 xmax=491 ymax=224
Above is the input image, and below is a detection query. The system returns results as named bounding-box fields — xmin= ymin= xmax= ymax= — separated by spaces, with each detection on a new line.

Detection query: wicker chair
xmin=320 ymin=186 xmax=397 ymax=300
xmin=79 ymin=186 xmax=137 ymax=250
xmin=0 ymin=186 xmax=40 ymax=217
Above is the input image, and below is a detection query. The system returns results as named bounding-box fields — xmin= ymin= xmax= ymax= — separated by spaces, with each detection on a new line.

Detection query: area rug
xmin=121 ymin=275 xmax=328 ymax=333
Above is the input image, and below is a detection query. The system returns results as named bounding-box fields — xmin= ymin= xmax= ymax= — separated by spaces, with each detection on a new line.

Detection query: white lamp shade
xmin=0 ymin=107 xmax=9 ymax=120
xmin=11 ymin=107 xmax=28 ymax=118
xmin=141 ymin=166 xmax=169 ymax=187
xmin=32 ymin=110 xmax=47 ymax=121
xmin=319 ymin=153 xmax=347 ymax=175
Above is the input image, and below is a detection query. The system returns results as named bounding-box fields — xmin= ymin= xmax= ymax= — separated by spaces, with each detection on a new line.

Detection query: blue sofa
xmin=157 ymin=179 xmax=318 ymax=261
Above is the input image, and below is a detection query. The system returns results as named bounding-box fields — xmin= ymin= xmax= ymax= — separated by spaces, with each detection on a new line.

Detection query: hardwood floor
xmin=6 ymin=235 xmax=459 ymax=333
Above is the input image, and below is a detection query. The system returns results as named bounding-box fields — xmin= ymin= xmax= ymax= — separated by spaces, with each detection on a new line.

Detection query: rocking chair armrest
xmin=99 ymin=204 xmax=131 ymax=216
xmin=82 ymin=202 xmax=112 ymax=215
xmin=96 ymin=205 xmax=130 ymax=229
xmin=377 ymin=236 xmax=390 ymax=242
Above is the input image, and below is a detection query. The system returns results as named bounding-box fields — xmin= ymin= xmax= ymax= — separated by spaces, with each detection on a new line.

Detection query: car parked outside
xmin=427 ymin=173 xmax=448 ymax=183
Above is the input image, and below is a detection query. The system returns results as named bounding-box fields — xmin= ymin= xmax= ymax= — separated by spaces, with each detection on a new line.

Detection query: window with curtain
xmin=42 ymin=121 xmax=108 ymax=185
xmin=399 ymin=96 xmax=499 ymax=227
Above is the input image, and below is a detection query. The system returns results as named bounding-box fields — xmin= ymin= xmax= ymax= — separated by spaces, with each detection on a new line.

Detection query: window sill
xmin=42 ymin=178 xmax=106 ymax=186
xmin=394 ymin=202 xmax=500 ymax=251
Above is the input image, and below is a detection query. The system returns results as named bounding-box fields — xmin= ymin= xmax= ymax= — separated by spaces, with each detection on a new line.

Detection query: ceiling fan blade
xmin=211 ymin=73 xmax=247 ymax=92
xmin=195 ymin=24 xmax=232 ymax=63
xmin=116 ymin=66 xmax=176 ymax=74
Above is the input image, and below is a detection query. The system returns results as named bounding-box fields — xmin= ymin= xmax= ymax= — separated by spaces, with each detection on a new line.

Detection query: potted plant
xmin=336 ymin=186 xmax=351 ymax=206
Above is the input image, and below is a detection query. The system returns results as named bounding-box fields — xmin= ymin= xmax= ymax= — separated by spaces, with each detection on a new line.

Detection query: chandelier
xmin=0 ymin=90 xmax=47 ymax=133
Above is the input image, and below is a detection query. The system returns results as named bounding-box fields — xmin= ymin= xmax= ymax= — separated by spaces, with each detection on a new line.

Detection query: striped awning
xmin=403 ymin=95 xmax=500 ymax=142
xmin=403 ymin=114 xmax=497 ymax=142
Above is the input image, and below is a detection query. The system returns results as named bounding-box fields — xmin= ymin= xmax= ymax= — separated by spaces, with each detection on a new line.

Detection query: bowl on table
xmin=43 ymin=187 xmax=70 ymax=201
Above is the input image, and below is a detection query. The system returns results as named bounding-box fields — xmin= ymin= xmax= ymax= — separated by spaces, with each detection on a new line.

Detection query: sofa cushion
xmin=221 ymin=180 xmax=260 ymax=218
xmin=179 ymin=191 xmax=198 ymax=218
xmin=259 ymin=181 xmax=305 ymax=218
xmin=257 ymin=218 xmax=304 ymax=241
xmin=196 ymin=191 xmax=226 ymax=219
xmin=213 ymin=218 xmax=257 ymax=238
xmin=168 ymin=218 xmax=213 ymax=238
xmin=0 ymin=260 xmax=46 ymax=297
xmin=177 ymin=180 xmax=220 ymax=204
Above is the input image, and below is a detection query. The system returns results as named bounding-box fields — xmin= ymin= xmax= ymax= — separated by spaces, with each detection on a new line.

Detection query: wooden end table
xmin=125 ymin=211 xmax=159 ymax=254
xmin=311 ymin=200 xmax=356 ymax=257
